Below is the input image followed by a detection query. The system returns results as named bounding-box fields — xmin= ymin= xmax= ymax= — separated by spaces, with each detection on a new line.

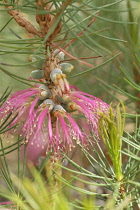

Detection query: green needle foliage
xmin=0 ymin=164 xmax=70 ymax=210
xmin=98 ymin=104 xmax=125 ymax=182
xmin=56 ymin=106 xmax=139 ymax=209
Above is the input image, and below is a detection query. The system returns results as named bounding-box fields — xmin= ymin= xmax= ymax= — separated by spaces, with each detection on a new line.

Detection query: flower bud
xmin=57 ymin=95 xmax=70 ymax=104
xmin=62 ymin=102 xmax=77 ymax=113
xmin=53 ymin=105 xmax=66 ymax=116
xmin=60 ymin=63 xmax=74 ymax=73
xmin=30 ymin=70 xmax=44 ymax=79
xmin=28 ymin=55 xmax=44 ymax=68
xmin=39 ymin=85 xmax=51 ymax=100
xmin=54 ymin=49 xmax=65 ymax=61
xmin=43 ymin=99 xmax=55 ymax=110
xmin=50 ymin=68 xmax=62 ymax=82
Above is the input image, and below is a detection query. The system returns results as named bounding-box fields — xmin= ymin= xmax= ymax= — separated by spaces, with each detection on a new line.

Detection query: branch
xmin=4 ymin=4 xmax=43 ymax=38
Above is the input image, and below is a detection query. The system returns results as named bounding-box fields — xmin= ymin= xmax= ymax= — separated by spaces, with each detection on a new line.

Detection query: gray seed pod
xmin=43 ymin=99 xmax=55 ymax=111
xmin=60 ymin=63 xmax=74 ymax=73
xmin=50 ymin=68 xmax=62 ymax=82
xmin=53 ymin=105 xmax=66 ymax=113
xmin=39 ymin=84 xmax=51 ymax=100
xmin=30 ymin=70 xmax=44 ymax=79
xmin=54 ymin=49 xmax=65 ymax=61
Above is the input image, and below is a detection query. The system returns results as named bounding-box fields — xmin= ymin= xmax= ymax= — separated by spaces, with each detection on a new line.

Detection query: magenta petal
xmin=37 ymin=107 xmax=49 ymax=130
xmin=48 ymin=113 xmax=53 ymax=139
xmin=29 ymin=96 xmax=39 ymax=115
xmin=57 ymin=113 xmax=73 ymax=147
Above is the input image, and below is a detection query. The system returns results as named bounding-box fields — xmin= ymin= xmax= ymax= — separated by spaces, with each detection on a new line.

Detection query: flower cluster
xmin=0 ymin=50 xmax=109 ymax=162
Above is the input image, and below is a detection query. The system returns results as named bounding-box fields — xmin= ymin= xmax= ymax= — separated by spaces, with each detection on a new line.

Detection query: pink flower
xmin=20 ymin=99 xmax=54 ymax=161
xmin=1 ymin=80 xmax=109 ymax=163
xmin=52 ymin=105 xmax=85 ymax=153
xmin=20 ymin=102 xmax=85 ymax=161
xmin=0 ymin=87 xmax=40 ymax=134
xmin=70 ymin=91 xmax=109 ymax=137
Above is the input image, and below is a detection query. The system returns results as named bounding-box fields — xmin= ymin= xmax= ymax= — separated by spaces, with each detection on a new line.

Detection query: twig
xmin=4 ymin=4 xmax=43 ymax=38
xmin=62 ymin=55 xmax=102 ymax=62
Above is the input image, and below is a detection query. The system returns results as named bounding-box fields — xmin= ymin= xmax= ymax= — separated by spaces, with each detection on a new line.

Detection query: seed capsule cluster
xmin=30 ymin=50 xmax=75 ymax=115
